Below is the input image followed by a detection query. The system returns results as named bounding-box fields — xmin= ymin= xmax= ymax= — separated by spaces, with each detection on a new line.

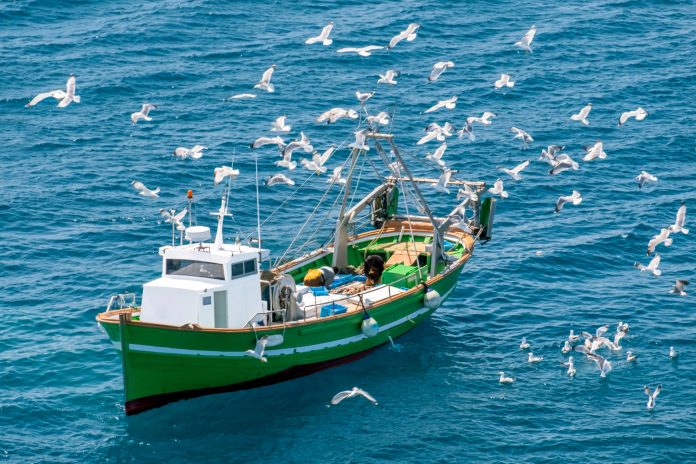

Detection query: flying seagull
xmin=511 ymin=127 xmax=533 ymax=146
xmin=254 ymin=65 xmax=277 ymax=93
xmin=425 ymin=143 xmax=448 ymax=168
xmin=349 ymin=130 xmax=369 ymax=151
xmin=494 ymin=74 xmax=514 ymax=89
xmin=488 ymin=179 xmax=508 ymax=198
xmin=456 ymin=184 xmax=479 ymax=202
xmin=570 ymin=104 xmax=592 ymax=125
xmin=644 ymin=385 xmax=662 ymax=410
xmin=668 ymin=202 xmax=688 ymax=234
xmin=499 ymin=159 xmax=530 ymax=180
xmin=424 ymin=96 xmax=457 ymax=114
xmin=377 ymin=69 xmax=399 ymax=85
xmin=305 ymin=21 xmax=334 ymax=46
xmin=316 ymin=107 xmax=359 ymax=124
xmin=131 ymin=103 xmax=157 ymax=124
xmin=214 ymin=166 xmax=240 ymax=184
xmin=388 ymin=23 xmax=420 ymax=49
xmin=548 ymin=154 xmax=580 ymax=175
xmin=634 ymin=254 xmax=662 ymax=276
xmin=555 ymin=190 xmax=582 ymax=213
xmin=265 ymin=173 xmax=295 ymax=187
xmin=564 ymin=356 xmax=576 ymax=377
xmin=618 ymin=107 xmax=648 ymax=126
xmin=327 ymin=166 xmax=347 ymax=185
xmin=636 ymin=171 xmax=658 ymax=189
xmin=174 ymin=145 xmax=207 ymax=159
xmin=429 ymin=61 xmax=455 ymax=82
xmin=587 ymin=352 xmax=612 ymax=378
xmin=355 ymin=91 xmax=375 ymax=104
xmin=270 ymin=116 xmax=291 ymax=132
xmin=250 ymin=136 xmax=285 ymax=149
xmin=337 ymin=45 xmax=384 ymax=57
xmin=647 ymin=228 xmax=672 ymax=255
xmin=160 ymin=207 xmax=187 ymax=226
xmin=432 ymin=169 xmax=453 ymax=194
xmin=131 ymin=180 xmax=159 ymax=198
xmin=514 ymin=25 xmax=537 ymax=53
xmin=331 ymin=387 xmax=378 ymax=405
xmin=671 ymin=279 xmax=689 ymax=296
xmin=367 ymin=111 xmax=390 ymax=126
xmin=27 ymin=74 xmax=80 ymax=108
xmin=583 ymin=141 xmax=607 ymax=161
xmin=244 ymin=335 xmax=282 ymax=362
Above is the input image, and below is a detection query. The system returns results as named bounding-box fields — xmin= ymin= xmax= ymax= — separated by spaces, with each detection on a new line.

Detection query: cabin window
xmin=231 ymin=259 xmax=258 ymax=279
xmin=166 ymin=259 xmax=225 ymax=280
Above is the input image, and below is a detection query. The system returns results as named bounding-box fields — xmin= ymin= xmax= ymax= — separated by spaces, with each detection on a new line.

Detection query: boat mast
xmin=331 ymin=147 xmax=361 ymax=269
xmin=212 ymin=182 xmax=233 ymax=249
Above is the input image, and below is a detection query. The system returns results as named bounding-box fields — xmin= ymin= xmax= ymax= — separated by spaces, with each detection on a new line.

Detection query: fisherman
xmin=364 ymin=255 xmax=384 ymax=286
xmin=303 ymin=266 xmax=338 ymax=288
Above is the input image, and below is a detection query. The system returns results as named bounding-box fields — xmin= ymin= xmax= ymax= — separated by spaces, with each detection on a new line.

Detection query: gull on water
xmin=331 ymin=387 xmax=378 ymax=406
xmin=327 ymin=167 xmax=347 ymax=185
xmin=668 ymin=202 xmax=688 ymax=234
xmin=456 ymin=184 xmax=479 ymax=202
xmin=617 ymin=321 xmax=629 ymax=333
xmin=587 ymin=352 xmax=612 ymax=378
xmin=388 ymin=23 xmax=420 ymax=49
xmin=428 ymin=61 xmax=455 ymax=82
xmin=214 ymin=166 xmax=240 ymax=184
xmin=568 ymin=330 xmax=580 ymax=342
xmin=432 ymin=169 xmax=454 ymax=194
xmin=519 ymin=337 xmax=530 ymax=350
xmin=570 ymin=103 xmax=592 ymax=125
xmin=511 ymin=127 xmax=533 ymax=146
xmin=251 ymin=136 xmax=285 ymax=149
xmin=265 ymin=173 xmax=295 ymax=187
xmin=583 ymin=141 xmax=607 ymax=161
xmin=305 ymin=21 xmax=334 ymax=46
xmin=612 ymin=330 xmax=626 ymax=351
xmin=174 ymin=145 xmax=207 ymax=159
xmin=316 ymin=107 xmax=358 ymax=124
xmin=131 ymin=181 xmax=159 ymax=198
xmin=644 ymin=385 xmax=662 ymax=410
xmin=424 ymin=143 xmax=447 ymax=168
xmin=636 ymin=171 xmax=658 ymax=189
xmin=377 ymin=70 xmax=399 ymax=85
xmin=355 ymin=91 xmax=375 ymax=104
xmin=271 ymin=116 xmax=291 ymax=132
xmin=669 ymin=346 xmax=678 ymax=359
xmin=618 ymin=107 xmax=648 ymax=126
xmin=494 ymin=74 xmax=514 ymax=89
xmin=564 ymin=357 xmax=576 ymax=377
xmin=254 ymin=65 xmax=277 ymax=93
xmin=337 ymin=45 xmax=384 ymax=57
xmin=424 ymin=96 xmax=457 ymax=114
xmin=131 ymin=103 xmax=157 ymax=124
xmin=367 ymin=111 xmax=390 ymax=126
xmin=670 ymin=279 xmax=689 ymax=296
xmin=647 ymin=228 xmax=672 ymax=255
xmin=626 ymin=351 xmax=637 ymax=362
xmin=528 ymin=352 xmax=543 ymax=363
xmin=229 ymin=93 xmax=256 ymax=100
xmin=634 ymin=254 xmax=662 ymax=276
xmin=555 ymin=190 xmax=582 ymax=213
xmin=498 ymin=372 xmax=515 ymax=384
xmin=488 ymin=179 xmax=508 ymax=199
xmin=514 ymin=25 xmax=537 ymax=53
xmin=562 ymin=341 xmax=572 ymax=354
xmin=499 ymin=159 xmax=530 ymax=180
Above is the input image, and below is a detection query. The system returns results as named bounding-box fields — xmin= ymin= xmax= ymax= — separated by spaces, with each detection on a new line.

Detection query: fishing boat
xmin=97 ymin=132 xmax=495 ymax=414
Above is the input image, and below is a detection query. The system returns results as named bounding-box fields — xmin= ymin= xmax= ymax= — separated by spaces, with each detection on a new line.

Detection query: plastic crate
xmin=320 ymin=303 xmax=348 ymax=317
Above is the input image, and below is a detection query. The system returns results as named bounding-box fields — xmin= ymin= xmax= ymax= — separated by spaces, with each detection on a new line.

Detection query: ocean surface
xmin=2 ymin=0 xmax=696 ymax=462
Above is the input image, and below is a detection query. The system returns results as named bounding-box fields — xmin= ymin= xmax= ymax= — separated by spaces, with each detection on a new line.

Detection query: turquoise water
xmin=2 ymin=0 xmax=696 ymax=462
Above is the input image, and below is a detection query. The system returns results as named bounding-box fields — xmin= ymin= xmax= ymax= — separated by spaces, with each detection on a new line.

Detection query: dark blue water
xmin=2 ymin=0 xmax=696 ymax=462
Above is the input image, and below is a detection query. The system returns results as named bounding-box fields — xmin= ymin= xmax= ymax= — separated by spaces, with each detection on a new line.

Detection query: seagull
xmin=634 ymin=254 xmax=662 ymax=276
xmin=337 ymin=45 xmax=384 ymax=57
xmin=618 ymin=107 xmax=648 ymax=126
xmin=316 ymin=107 xmax=358 ymax=124
xmin=498 ymin=372 xmax=515 ymax=384
xmin=330 ymin=387 xmax=378 ymax=405
xmin=254 ymin=65 xmax=276 ymax=93
xmin=57 ymin=74 xmax=80 ymax=108
xmin=488 ymin=178 xmax=508 ymax=199
xmin=514 ymin=25 xmax=537 ymax=53
xmin=130 ymin=103 xmax=157 ymax=124
xmin=349 ymin=130 xmax=369 ymax=151
xmin=612 ymin=330 xmax=626 ymax=351
xmin=250 ymin=136 xmax=285 ymax=149
xmin=555 ymin=190 xmax=582 ymax=213
xmin=428 ymin=61 xmax=455 ymax=82
xmin=424 ymin=96 xmax=457 ymax=114
xmin=670 ymin=279 xmax=689 ymax=296
xmin=581 ymin=326 xmax=617 ymax=353
xmin=275 ymin=150 xmax=297 ymax=170
xmin=377 ymin=70 xmax=399 ymax=85
xmin=229 ymin=93 xmax=256 ymax=100
xmin=425 ymin=144 xmax=447 ymax=168
xmin=467 ymin=112 xmax=496 ymax=125
xmin=562 ymin=341 xmax=572 ymax=354
xmin=282 ymin=138 xmax=314 ymax=158
xmin=160 ymin=207 xmax=187 ymax=226
xmin=499 ymin=159 xmax=530 ymax=181
xmin=245 ymin=336 xmax=271 ymax=362
xmin=305 ymin=21 xmax=334 ymax=46
xmin=548 ymin=154 xmax=580 ymax=175
xmin=647 ymin=228 xmax=673 ymax=255
xmin=644 ymin=385 xmax=662 ymax=410
xmin=367 ymin=111 xmax=390 ymax=126
xmin=269 ymin=115 xmax=291 ymax=132
xmin=432 ymin=169 xmax=453 ymax=194
xmin=301 ymin=150 xmax=331 ymax=175
xmin=456 ymin=184 xmax=479 ymax=202
xmin=26 ymin=89 xmax=66 ymax=107
xmin=564 ymin=357 xmax=576 ymax=377
xmin=528 ymin=352 xmax=543 ymax=363
xmin=417 ymin=123 xmax=453 ymax=145
xmin=214 ymin=166 xmax=240 ymax=184
xmin=617 ymin=321 xmax=629 ymax=333
xmin=570 ymin=104 xmax=592 ymax=125
xmin=327 ymin=166 xmax=347 ymax=185
xmin=669 ymin=346 xmax=678 ymax=358
xmin=388 ymin=23 xmax=420 ymax=49
xmin=265 ymin=173 xmax=295 ymax=187
xmin=457 ymin=120 xmax=475 ymax=141
xmin=583 ymin=141 xmax=607 ymax=161
xmin=519 ymin=337 xmax=530 ymax=350
xmin=626 ymin=351 xmax=637 ymax=362
xmin=131 ymin=181 xmax=159 ymax=198
xmin=355 ymin=91 xmax=375 ymax=104
xmin=668 ymin=202 xmax=688 ymax=234
xmin=494 ymin=74 xmax=514 ymax=89
xmin=511 ymin=127 xmax=533 ymax=146
xmin=587 ymin=352 xmax=612 ymax=378
xmin=568 ymin=330 xmax=580 ymax=342
xmin=539 ymin=145 xmax=565 ymax=162
xmin=635 ymin=171 xmax=658 ymax=189
xmin=174 ymin=145 xmax=207 ymax=159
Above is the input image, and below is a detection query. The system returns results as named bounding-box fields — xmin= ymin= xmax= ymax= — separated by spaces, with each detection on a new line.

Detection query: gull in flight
xmin=432 ymin=169 xmax=454 ymax=194
xmin=174 ymin=145 xmax=207 ymax=159
xmin=131 ymin=181 xmax=160 ymax=198
xmin=214 ymin=166 xmax=240 ymax=184
xmin=562 ymin=341 xmax=572 ymax=354
xmin=587 ymin=352 xmax=612 ymax=378
xmin=494 ymin=74 xmax=514 ymax=89
xmin=388 ymin=23 xmax=420 ymax=49
xmin=612 ymin=330 xmax=626 ymax=351
xmin=160 ymin=207 xmax=187 ymax=226
xmin=520 ymin=337 xmax=530 ymax=350
xmin=282 ymin=134 xmax=314 ymax=158
xmin=647 ymin=228 xmax=673 ymax=255
xmin=568 ymin=330 xmax=580 ymax=342
xmin=488 ymin=179 xmax=508 ymax=199
xmin=425 ymin=143 xmax=447 ymax=168
xmin=457 ymin=120 xmax=475 ymax=141
xmin=26 ymin=89 xmax=66 ymax=107
xmin=669 ymin=346 xmax=678 ymax=359
xmin=618 ymin=107 xmax=648 ymax=126
xmin=349 ymin=130 xmax=369 ymax=151
xmin=670 ymin=279 xmax=689 ymax=296
xmin=367 ymin=111 xmax=390 ymax=126
xmin=563 ymin=357 xmax=576 ymax=377
xmin=514 ymin=25 xmax=537 ymax=53
xmin=265 ymin=173 xmax=295 ymax=187
xmin=555 ymin=190 xmax=582 ymax=213
xmin=355 ymin=91 xmax=375 ymax=104
xmin=634 ymin=254 xmax=662 ymax=276
xmin=617 ymin=321 xmax=629 ymax=333
xmin=316 ymin=107 xmax=358 ymax=124
xmin=570 ymin=103 xmax=592 ymax=125
xmin=254 ymin=65 xmax=276 ymax=93
xmin=131 ymin=103 xmax=157 ymax=124
xmin=424 ymin=96 xmax=457 ymax=114
xmin=302 ymin=146 xmax=335 ymax=175
xmin=337 ymin=45 xmax=383 ymax=57
xmin=511 ymin=127 xmax=533 ymax=146
xmin=27 ymin=74 xmax=80 ymax=108
xmin=548 ymin=154 xmax=580 ymax=175
xmin=498 ymin=372 xmax=515 ymax=384
xmin=270 ymin=116 xmax=291 ymax=132
xmin=580 ymin=325 xmax=616 ymax=353
xmin=250 ymin=136 xmax=285 ymax=149
xmin=275 ymin=150 xmax=297 ymax=170
xmin=456 ymin=184 xmax=479 ymax=202
xmin=229 ymin=93 xmax=256 ymax=100
xmin=327 ymin=166 xmax=347 ymax=185
xmin=330 ymin=387 xmax=378 ymax=406
xmin=626 ymin=351 xmax=637 ymax=362
xmin=499 ymin=159 xmax=530 ymax=180
xmin=528 ymin=352 xmax=543 ymax=363
xmin=644 ymin=385 xmax=662 ymax=410
xmin=468 ymin=112 xmax=497 ymax=126
xmin=668 ymin=202 xmax=688 ymax=234
xmin=583 ymin=141 xmax=607 ymax=161
xmin=636 ymin=171 xmax=658 ymax=189
xmin=539 ymin=144 xmax=564 ymax=162
xmin=305 ymin=21 xmax=334 ymax=46
xmin=244 ymin=335 xmax=283 ymax=362
xmin=428 ymin=61 xmax=455 ymax=82
xmin=377 ymin=70 xmax=399 ymax=85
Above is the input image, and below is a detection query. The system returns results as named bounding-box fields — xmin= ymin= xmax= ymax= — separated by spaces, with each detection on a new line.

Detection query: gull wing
xmin=330 ymin=390 xmax=354 ymax=405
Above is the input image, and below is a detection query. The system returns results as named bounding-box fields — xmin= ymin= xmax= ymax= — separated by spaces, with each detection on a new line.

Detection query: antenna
xmin=254 ymin=150 xmax=262 ymax=259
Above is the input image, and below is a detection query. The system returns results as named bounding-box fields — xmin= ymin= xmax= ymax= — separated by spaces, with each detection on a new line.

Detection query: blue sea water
xmin=2 ymin=0 xmax=696 ymax=462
